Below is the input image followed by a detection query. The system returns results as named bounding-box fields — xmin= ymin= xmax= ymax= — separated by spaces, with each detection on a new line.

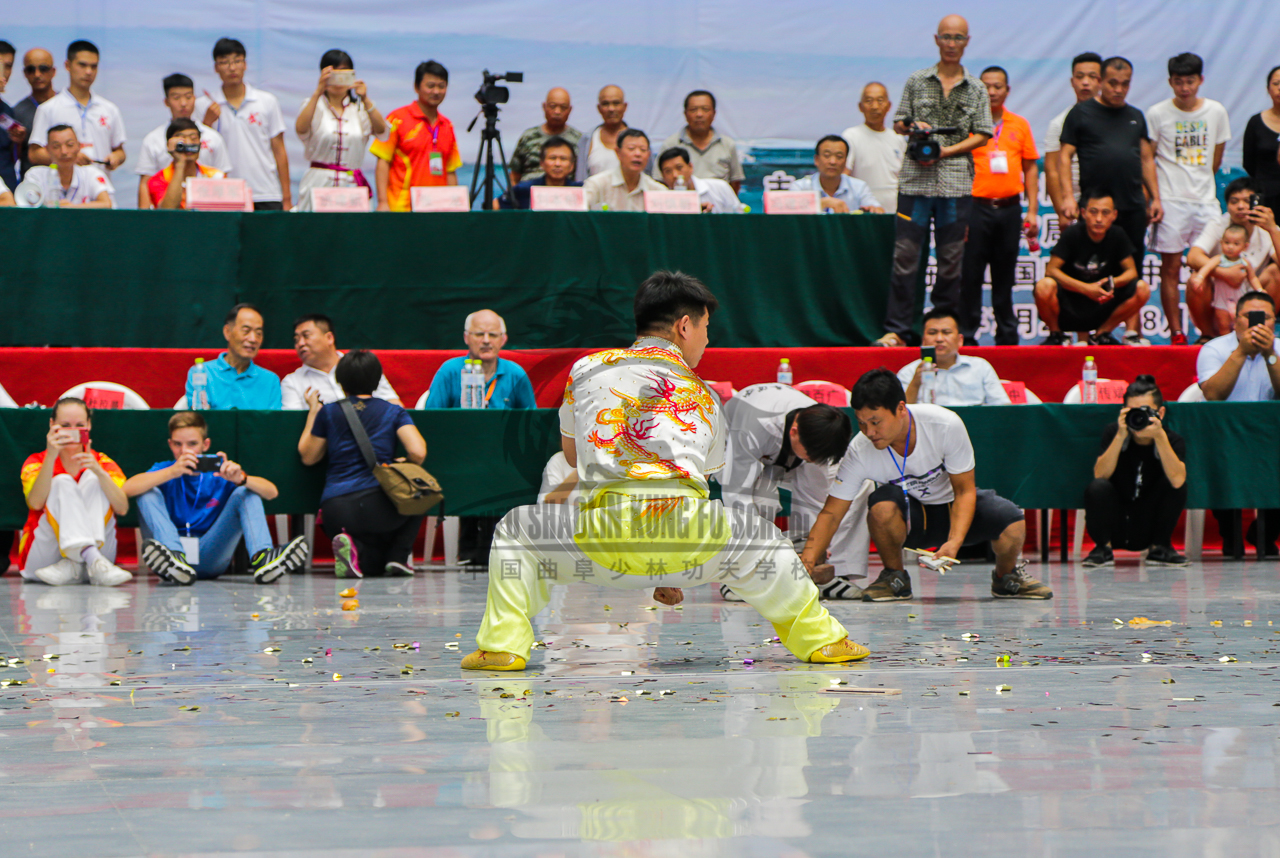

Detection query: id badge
xmin=179 ymin=536 xmax=201 ymax=565
xmin=988 ymin=151 xmax=1009 ymax=174
xmin=429 ymin=151 xmax=444 ymax=175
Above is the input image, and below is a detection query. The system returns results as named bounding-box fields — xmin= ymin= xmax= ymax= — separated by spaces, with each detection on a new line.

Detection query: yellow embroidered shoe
xmin=461 ymin=649 xmax=527 ymax=671
xmin=808 ymin=638 xmax=870 ymax=663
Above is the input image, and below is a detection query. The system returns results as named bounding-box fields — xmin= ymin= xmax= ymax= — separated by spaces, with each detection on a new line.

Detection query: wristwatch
xmin=1269 ymin=354 xmax=1277 ymax=366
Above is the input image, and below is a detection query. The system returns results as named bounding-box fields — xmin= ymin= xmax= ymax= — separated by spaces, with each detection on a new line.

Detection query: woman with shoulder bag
xmin=299 ymin=350 xmax=428 ymax=577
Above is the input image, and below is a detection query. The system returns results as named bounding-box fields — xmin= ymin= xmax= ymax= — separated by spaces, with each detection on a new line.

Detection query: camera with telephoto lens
xmin=475 ymin=69 xmax=523 ymax=106
xmin=173 ymin=142 xmax=200 ymax=155
xmin=1126 ymin=405 xmax=1157 ymax=431
xmin=905 ymin=122 xmax=961 ymax=164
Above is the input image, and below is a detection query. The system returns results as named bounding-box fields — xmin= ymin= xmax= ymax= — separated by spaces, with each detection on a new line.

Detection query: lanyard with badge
xmin=887 ymin=414 xmax=914 ymax=528
xmin=426 ymin=120 xmax=444 ymax=175
xmin=988 ymin=121 xmax=1009 ymax=174
xmin=178 ymin=473 xmax=210 ymax=564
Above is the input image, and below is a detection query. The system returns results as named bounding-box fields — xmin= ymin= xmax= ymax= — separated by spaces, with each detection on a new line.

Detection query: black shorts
xmin=1057 ymin=279 xmax=1137 ymax=332
xmin=253 ymin=200 xmax=285 ymax=211
xmin=868 ymin=484 xmax=1024 ymax=549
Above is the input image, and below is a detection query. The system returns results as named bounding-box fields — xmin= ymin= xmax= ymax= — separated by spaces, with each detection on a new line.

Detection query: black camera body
xmin=173 ymin=142 xmax=200 ymax=155
xmin=1249 ymin=193 xmax=1262 ymax=209
xmin=1126 ymin=405 xmax=1157 ymax=431
xmin=475 ymin=69 xmax=523 ymax=106
xmin=905 ymin=123 xmax=960 ymax=164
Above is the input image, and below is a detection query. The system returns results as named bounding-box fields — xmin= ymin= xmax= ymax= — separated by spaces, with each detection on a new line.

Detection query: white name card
xmin=530 ymin=185 xmax=587 ymax=211
xmin=764 ymin=190 xmax=820 ymax=215
xmin=411 ymin=185 xmax=471 ymax=212
xmin=187 ymin=178 xmax=253 ymax=211
xmin=644 ymin=190 xmax=701 ymax=214
xmin=311 ymin=186 xmax=370 ymax=212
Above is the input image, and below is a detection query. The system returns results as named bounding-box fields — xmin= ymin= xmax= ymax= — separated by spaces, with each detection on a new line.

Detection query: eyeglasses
xmin=215 ymin=56 xmax=246 ymax=68
xmin=467 ymin=331 xmax=503 ymax=340
xmin=936 ymin=34 xmax=969 ymax=43
xmin=24 ymin=64 xmax=53 ymax=74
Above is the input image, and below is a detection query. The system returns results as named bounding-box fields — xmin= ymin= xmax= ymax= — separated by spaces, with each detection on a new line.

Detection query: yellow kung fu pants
xmin=475 ymin=494 xmax=848 ymax=662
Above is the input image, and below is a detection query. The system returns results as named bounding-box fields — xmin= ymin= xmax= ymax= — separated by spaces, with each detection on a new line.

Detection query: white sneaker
xmin=32 ymin=557 xmax=85 ymax=586
xmin=87 ymin=555 xmax=132 ymax=587
xmin=719 ymin=583 xmax=746 ymax=602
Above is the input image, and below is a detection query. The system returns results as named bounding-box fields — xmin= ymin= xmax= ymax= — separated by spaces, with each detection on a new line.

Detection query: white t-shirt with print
xmin=1145 ymin=98 xmax=1231 ymax=204
xmin=830 ymin=404 xmax=974 ymax=505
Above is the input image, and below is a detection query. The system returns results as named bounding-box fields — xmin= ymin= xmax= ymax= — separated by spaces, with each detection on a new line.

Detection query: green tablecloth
xmin=2 ymin=404 xmax=1275 ymax=529
xmin=0 ymin=209 xmax=894 ymax=349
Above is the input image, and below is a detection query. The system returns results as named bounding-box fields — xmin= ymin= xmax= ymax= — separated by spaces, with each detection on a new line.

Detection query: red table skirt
xmin=0 ymin=345 xmax=1201 ymax=410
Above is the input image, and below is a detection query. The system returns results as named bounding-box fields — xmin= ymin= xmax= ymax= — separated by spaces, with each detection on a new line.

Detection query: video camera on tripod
xmin=467 ymin=70 xmax=524 ymax=209
xmin=474 ymin=69 xmax=523 ymax=106
xmin=903 ymin=121 xmax=961 ymax=165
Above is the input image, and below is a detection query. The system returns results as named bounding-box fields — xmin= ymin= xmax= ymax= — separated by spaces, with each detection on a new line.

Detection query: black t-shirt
xmin=1051 ymin=221 xmax=1135 ymax=284
xmin=1099 ymin=422 xmax=1186 ymax=501
xmin=1060 ymin=99 xmax=1149 ymax=211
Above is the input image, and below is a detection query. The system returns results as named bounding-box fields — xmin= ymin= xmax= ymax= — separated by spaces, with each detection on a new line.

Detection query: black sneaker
xmin=1041 ymin=331 xmax=1070 ymax=346
xmin=817 ymin=576 xmax=864 ymax=600
xmin=142 ymin=539 xmax=196 ymax=586
xmin=384 ymin=561 xmax=416 ymax=577
xmin=250 ymin=536 xmax=309 ymax=584
xmin=1088 ymin=330 xmax=1121 ymax=346
xmin=1082 ymin=544 xmax=1114 ymax=568
xmin=862 ymin=568 xmax=912 ymax=601
xmin=1146 ymin=544 xmax=1189 ymax=567
xmin=991 ymin=560 xmax=1053 ymax=599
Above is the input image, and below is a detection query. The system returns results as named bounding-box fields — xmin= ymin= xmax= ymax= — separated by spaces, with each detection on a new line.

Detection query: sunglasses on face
xmin=25 ymin=64 xmax=53 ymax=74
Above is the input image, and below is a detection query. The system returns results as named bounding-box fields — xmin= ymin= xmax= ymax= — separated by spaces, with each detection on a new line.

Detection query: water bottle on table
xmin=190 ymin=358 xmax=209 ymax=410
xmin=919 ymin=356 xmax=937 ymax=404
xmin=777 ymin=358 xmax=793 ymax=386
xmin=1082 ymin=356 xmax=1098 ymax=404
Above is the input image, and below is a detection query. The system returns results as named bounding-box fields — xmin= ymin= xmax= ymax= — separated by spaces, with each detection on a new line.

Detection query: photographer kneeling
xmin=1082 ymin=376 xmax=1188 ymax=568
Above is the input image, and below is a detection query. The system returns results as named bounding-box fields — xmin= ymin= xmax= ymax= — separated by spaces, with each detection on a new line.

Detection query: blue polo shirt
xmin=186 ymin=353 xmax=282 ymax=410
xmin=424 ymin=356 xmax=537 ymax=409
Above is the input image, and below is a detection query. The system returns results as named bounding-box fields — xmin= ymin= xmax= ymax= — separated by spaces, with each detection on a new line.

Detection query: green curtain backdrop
xmin=2 ymin=403 xmax=1275 ymax=529
xmin=0 ymin=210 xmax=894 ymax=350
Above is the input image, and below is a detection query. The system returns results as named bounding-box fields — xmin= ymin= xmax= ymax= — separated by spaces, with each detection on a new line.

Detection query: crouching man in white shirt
xmin=802 ymin=369 xmax=1050 ymax=603
xmin=719 ymin=382 xmax=868 ymax=600
xmin=281 ymin=314 xmax=401 ymax=408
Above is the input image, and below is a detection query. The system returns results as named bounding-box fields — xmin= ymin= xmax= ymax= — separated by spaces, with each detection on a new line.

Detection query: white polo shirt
xmin=280 ymin=356 xmax=400 ymax=410
xmin=135 ymin=121 xmax=233 ymax=176
xmin=692 ymin=175 xmax=742 ymax=213
xmin=195 ymin=84 xmax=286 ymax=202
xmin=29 ymin=89 xmax=126 ymax=165
xmin=28 ymin=164 xmax=115 ymax=207
xmin=583 ymin=167 xmax=667 ymax=212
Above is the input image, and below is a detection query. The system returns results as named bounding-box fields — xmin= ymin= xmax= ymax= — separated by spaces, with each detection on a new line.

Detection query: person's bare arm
xmin=158 ymin=167 xmax=188 ymax=210
xmin=69 ymin=190 xmax=113 ymax=209
xmin=396 ymin=423 xmax=427 ymax=465
xmin=107 ymin=146 xmax=126 ymax=171
xmin=560 ymin=434 xmax=577 ymax=469
xmin=1044 ymin=149 xmax=1065 ymax=216
xmin=271 ymin=133 xmax=291 ymax=208
xmin=940 ymin=132 xmax=990 ymax=159
xmin=137 ymin=177 xmax=151 ymax=210
xmin=799 ymin=495 xmax=852 ymax=582
xmin=1145 ymin=418 xmax=1186 ymax=489
xmin=933 ymin=470 xmax=976 ymax=563
xmin=1094 ymin=411 xmax=1129 ymax=479
xmin=1022 ymin=160 xmax=1039 ymax=223
xmin=445 ymin=170 xmax=458 ymax=186
xmin=1200 ymin=344 xmax=1248 ymax=401
xmin=1046 ymin=254 xmax=1118 ymax=302
xmin=903 ymin=364 xmax=923 ymax=404
xmin=123 ymin=455 xmax=192 ymax=497
xmin=1057 ymin=143 xmax=1079 ymax=222
xmin=1142 ymin=138 xmax=1162 ymax=223
xmin=298 ymin=391 xmax=327 ymax=465
xmin=544 ymin=470 xmax=579 ymax=505
xmin=27 ymin=143 xmax=50 ymax=166
xmin=1212 ymin=141 xmax=1226 ymax=175
xmin=375 ymin=158 xmax=390 ymax=211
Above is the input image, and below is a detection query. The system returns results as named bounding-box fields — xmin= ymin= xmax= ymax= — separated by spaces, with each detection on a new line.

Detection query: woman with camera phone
xmin=1082 ymin=376 xmax=1188 ymax=568
xmin=18 ymin=397 xmax=132 ymax=586
xmin=295 ymin=49 xmax=387 ymax=211
xmin=146 ymin=118 xmax=225 ymax=209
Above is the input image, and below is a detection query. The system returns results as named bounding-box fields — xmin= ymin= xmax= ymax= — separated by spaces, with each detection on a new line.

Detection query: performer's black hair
xmin=634 ymin=270 xmax=718 ymax=335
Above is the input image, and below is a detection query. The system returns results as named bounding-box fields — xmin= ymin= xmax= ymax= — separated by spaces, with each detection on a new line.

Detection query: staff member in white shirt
xmin=28 ymin=125 xmax=114 ymax=207
xmin=196 ymin=37 xmax=290 ymax=210
xmin=28 ymin=40 xmax=125 ymax=172
xmin=135 ymin=73 xmax=232 ymax=209
xmin=281 ymin=314 xmax=400 ymax=409
xmin=719 ymin=383 xmax=867 ymax=600
xmin=294 ymin=49 xmax=388 ymax=211
xmin=656 ymin=146 xmax=741 ymax=213
xmin=842 ymin=82 xmax=907 ymax=213
xmin=897 ymin=308 xmax=1011 ymax=405
xmin=802 ymin=369 xmax=1050 ymax=603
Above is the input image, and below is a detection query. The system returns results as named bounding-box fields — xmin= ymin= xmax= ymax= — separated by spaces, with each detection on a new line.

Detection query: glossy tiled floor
xmin=2 ymin=556 xmax=1279 ymax=857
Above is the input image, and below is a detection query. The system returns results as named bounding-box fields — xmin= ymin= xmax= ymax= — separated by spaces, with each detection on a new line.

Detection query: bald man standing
xmin=575 ymin=84 xmax=629 ymax=182
xmin=877 ymin=14 xmax=993 ymax=347
xmin=11 ymin=47 xmax=58 ymax=178
xmin=841 ymin=82 xmax=907 ymax=214
xmin=508 ymin=87 xmax=581 ymax=185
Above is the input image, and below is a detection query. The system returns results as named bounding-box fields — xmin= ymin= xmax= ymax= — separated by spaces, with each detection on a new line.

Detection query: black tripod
xmin=467 ymin=102 xmax=512 ymax=210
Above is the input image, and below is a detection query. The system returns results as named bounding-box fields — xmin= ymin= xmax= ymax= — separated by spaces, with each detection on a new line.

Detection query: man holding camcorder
xmin=876 ymin=14 xmax=993 ymax=348
xmin=1082 ymin=377 xmax=1188 ymax=568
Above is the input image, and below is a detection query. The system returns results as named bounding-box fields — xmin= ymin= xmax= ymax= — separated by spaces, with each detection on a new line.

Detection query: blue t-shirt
xmin=186 ymin=353 xmax=282 ymax=410
xmin=312 ymin=397 xmax=415 ymax=502
xmin=147 ymin=463 xmax=238 ymax=536
xmin=424 ymin=356 xmax=537 ymax=409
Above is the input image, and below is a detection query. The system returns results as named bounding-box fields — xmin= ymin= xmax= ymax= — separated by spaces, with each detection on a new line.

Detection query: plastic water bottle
xmin=776 ymin=358 xmax=793 ymax=386
xmin=919 ymin=357 xmax=937 ymax=404
xmin=190 ymin=358 xmax=209 ymax=410
xmin=1082 ymin=355 xmax=1098 ymax=404
xmin=461 ymin=360 xmax=476 ymax=409
xmin=476 ymin=362 xmax=489 ymax=409
xmin=674 ymin=174 xmax=687 ymax=191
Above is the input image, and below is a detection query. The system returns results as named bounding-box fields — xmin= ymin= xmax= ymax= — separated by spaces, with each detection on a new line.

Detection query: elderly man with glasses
xmin=424 ymin=309 xmax=538 ymax=566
